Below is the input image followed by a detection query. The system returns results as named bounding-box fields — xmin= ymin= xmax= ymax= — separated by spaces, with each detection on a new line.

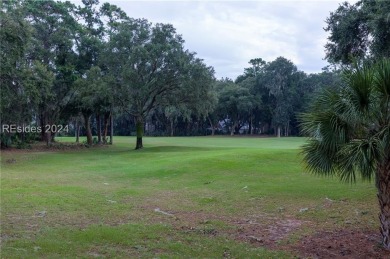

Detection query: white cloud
xmin=70 ymin=0 xmax=357 ymax=78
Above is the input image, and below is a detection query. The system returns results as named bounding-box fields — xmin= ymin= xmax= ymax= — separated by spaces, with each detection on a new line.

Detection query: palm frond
xmin=300 ymin=58 xmax=390 ymax=183
xmin=342 ymin=64 xmax=374 ymax=114
xmin=301 ymin=139 xmax=337 ymax=176
xmin=337 ymin=138 xmax=380 ymax=182
xmin=374 ymin=58 xmax=390 ymax=100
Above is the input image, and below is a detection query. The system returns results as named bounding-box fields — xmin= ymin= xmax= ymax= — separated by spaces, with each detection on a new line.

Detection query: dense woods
xmin=0 ymin=0 xmax=387 ymax=149
xmin=1 ymin=0 xmax=390 ymax=253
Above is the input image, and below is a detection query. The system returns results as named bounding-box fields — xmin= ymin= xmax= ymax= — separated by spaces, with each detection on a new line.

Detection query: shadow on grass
xmin=138 ymin=146 xmax=225 ymax=153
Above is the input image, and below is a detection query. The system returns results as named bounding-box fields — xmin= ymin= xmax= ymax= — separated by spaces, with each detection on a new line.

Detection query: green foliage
xmin=73 ymin=66 xmax=109 ymax=112
xmin=230 ymin=56 xmax=326 ymax=136
xmin=215 ymin=79 xmax=260 ymax=134
xmin=103 ymin=18 xmax=215 ymax=147
xmin=0 ymin=2 xmax=34 ymax=125
xmin=300 ymin=58 xmax=390 ymax=182
xmin=325 ymin=0 xmax=390 ymax=64
xmin=264 ymin=57 xmax=298 ymax=129
xmin=1 ymin=0 xmax=346 ymax=147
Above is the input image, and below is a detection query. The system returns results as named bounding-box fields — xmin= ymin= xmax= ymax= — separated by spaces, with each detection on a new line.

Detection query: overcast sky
xmin=73 ymin=0 xmax=356 ymax=79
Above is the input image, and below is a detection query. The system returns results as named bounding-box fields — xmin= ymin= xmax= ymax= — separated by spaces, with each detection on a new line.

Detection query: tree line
xmin=1 ymin=0 xmax=385 ymax=150
xmin=1 ymin=0 xmax=216 ymax=149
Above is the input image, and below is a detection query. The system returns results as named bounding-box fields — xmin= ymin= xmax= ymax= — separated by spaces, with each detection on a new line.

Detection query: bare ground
xmin=140 ymin=204 xmax=390 ymax=258
xmin=3 ymin=199 xmax=390 ymax=258
xmin=2 ymin=171 xmax=388 ymax=258
xmin=288 ymin=229 xmax=390 ymax=259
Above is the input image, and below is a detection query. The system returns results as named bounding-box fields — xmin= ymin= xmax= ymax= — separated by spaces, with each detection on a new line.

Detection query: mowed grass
xmin=1 ymin=136 xmax=378 ymax=258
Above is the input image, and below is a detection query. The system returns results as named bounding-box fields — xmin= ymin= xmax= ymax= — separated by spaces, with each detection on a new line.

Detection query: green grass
xmin=1 ymin=136 xmax=378 ymax=258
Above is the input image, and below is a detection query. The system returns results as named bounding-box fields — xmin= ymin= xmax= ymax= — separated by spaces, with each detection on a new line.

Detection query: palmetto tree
xmin=300 ymin=58 xmax=390 ymax=249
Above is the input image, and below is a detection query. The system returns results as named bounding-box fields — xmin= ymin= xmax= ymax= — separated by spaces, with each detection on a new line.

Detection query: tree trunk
xmin=109 ymin=111 xmax=113 ymax=145
xmin=250 ymin=116 xmax=253 ymax=135
xmin=97 ymin=114 xmax=102 ymax=144
xmin=377 ymin=160 xmax=390 ymax=250
xmin=51 ymin=130 xmax=56 ymax=143
xmin=286 ymin=121 xmax=290 ymax=136
xmin=83 ymin=113 xmax=93 ymax=145
xmin=230 ymin=122 xmax=236 ymax=136
xmin=277 ymin=126 xmax=281 ymax=138
xmin=75 ymin=120 xmax=80 ymax=143
xmin=41 ymin=112 xmax=51 ymax=145
xmin=45 ymin=116 xmax=53 ymax=146
xmin=186 ymin=122 xmax=190 ymax=136
xmin=135 ymin=116 xmax=144 ymax=149
xmin=234 ymin=123 xmax=240 ymax=135
xmin=208 ymin=117 xmax=215 ymax=136
xmin=76 ymin=126 xmax=80 ymax=143
xmin=170 ymin=118 xmax=174 ymax=137
xmin=45 ymin=130 xmax=51 ymax=146
xmin=103 ymin=112 xmax=110 ymax=144
xmin=40 ymin=112 xmax=45 ymax=142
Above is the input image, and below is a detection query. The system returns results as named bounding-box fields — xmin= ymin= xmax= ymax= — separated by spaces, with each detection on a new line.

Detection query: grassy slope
xmin=1 ymin=137 xmax=378 ymax=258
